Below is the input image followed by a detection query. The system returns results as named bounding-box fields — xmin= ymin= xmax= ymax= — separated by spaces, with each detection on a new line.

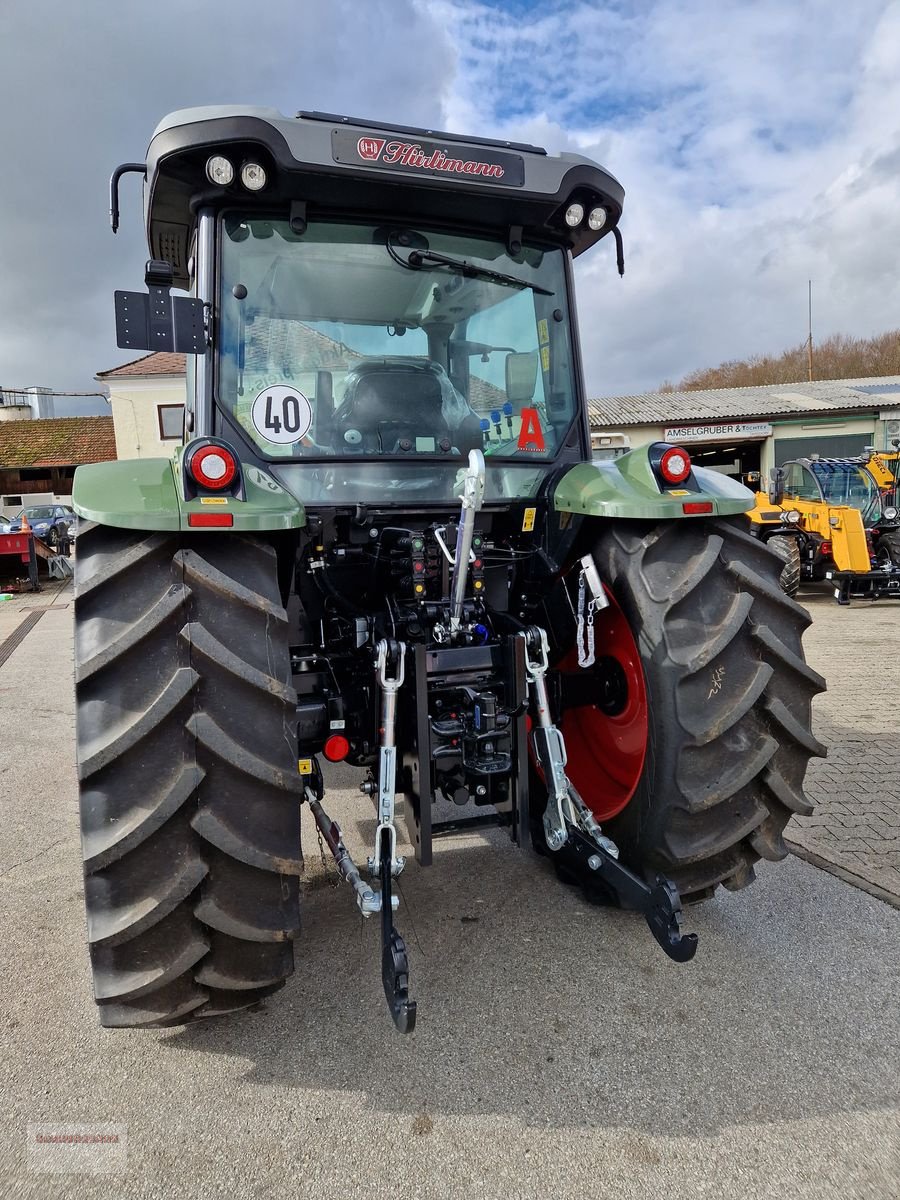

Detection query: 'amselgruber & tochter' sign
xmin=664 ymin=421 xmax=773 ymax=443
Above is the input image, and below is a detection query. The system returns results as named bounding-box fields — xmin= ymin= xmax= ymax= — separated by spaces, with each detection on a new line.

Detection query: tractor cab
xmin=113 ymin=107 xmax=626 ymax=505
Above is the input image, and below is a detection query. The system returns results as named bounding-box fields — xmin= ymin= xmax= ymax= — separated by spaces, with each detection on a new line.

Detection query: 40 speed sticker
xmin=251 ymin=385 xmax=312 ymax=445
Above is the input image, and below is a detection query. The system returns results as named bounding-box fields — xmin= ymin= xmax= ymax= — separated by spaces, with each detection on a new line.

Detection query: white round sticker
xmin=250 ymin=385 xmax=312 ymax=445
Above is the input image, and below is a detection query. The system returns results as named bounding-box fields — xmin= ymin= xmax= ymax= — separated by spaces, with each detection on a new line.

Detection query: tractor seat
xmin=333 ymin=361 xmax=450 ymax=453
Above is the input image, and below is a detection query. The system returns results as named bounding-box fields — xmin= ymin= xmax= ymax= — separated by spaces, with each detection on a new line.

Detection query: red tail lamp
xmin=659 ymin=445 xmax=692 ymax=484
xmin=323 ymin=734 xmax=350 ymax=762
xmin=187 ymin=444 xmax=238 ymax=490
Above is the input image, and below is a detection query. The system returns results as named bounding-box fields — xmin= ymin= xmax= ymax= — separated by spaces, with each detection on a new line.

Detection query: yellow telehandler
xmin=748 ymin=450 xmax=900 ymax=603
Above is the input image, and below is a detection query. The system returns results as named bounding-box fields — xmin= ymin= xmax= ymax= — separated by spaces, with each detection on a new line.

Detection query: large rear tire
xmin=561 ymin=517 xmax=825 ymax=901
xmin=75 ymin=524 xmax=302 ymax=1027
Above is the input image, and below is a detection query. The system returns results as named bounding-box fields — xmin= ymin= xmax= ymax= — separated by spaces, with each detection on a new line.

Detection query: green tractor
xmin=74 ymin=107 xmax=825 ymax=1032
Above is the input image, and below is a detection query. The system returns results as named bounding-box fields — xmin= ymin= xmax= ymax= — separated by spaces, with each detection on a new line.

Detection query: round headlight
xmin=883 ymin=505 xmax=898 ymax=521
xmin=587 ymin=206 xmax=607 ymax=231
xmin=206 ymin=155 xmax=234 ymax=186
xmin=564 ymin=202 xmax=584 ymax=228
xmin=783 ymin=509 xmax=802 ymax=525
xmin=240 ymin=162 xmax=267 ymax=191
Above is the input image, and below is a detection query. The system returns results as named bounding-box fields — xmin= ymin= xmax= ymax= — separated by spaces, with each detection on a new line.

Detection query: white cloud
xmin=423 ymin=0 xmax=900 ymax=395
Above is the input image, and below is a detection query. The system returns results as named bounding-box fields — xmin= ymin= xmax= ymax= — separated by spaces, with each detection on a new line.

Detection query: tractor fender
xmin=553 ymin=449 xmax=753 ymax=520
xmin=72 ymin=454 xmax=306 ymax=532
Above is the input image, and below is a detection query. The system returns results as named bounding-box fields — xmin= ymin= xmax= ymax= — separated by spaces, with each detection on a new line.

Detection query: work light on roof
xmin=241 ymin=162 xmax=267 ymax=191
xmin=587 ymin=206 xmax=607 ymax=231
xmin=206 ymin=155 xmax=234 ymax=186
xmin=564 ymin=202 xmax=585 ymax=227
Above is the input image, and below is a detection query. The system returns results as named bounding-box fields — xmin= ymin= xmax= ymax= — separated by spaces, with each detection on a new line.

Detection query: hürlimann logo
xmin=356 ymin=136 xmax=505 ymax=179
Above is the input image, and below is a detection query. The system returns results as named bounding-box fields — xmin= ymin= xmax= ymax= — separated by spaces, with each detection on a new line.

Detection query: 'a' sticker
xmin=517 ymin=407 xmax=546 ymax=452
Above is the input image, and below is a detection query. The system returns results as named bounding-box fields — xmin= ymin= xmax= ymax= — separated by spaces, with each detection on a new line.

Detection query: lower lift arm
xmin=302 ymin=639 xmax=416 ymax=1034
xmin=522 ymin=626 xmax=697 ymax=964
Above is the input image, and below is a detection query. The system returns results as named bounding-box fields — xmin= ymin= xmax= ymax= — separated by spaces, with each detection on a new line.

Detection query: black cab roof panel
xmin=145 ymin=106 xmax=625 ymax=286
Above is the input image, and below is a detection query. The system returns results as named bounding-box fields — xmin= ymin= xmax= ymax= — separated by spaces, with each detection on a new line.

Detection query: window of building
xmin=158 ymin=405 xmax=185 ymax=440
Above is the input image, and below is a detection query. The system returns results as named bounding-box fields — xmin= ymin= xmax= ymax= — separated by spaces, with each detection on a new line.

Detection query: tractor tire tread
xmin=590 ymin=516 xmax=824 ymax=901
xmin=76 ymin=525 xmax=301 ymax=1027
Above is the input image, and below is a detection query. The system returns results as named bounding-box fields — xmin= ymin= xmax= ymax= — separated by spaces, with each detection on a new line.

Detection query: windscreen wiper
xmin=388 ymin=242 xmax=554 ymax=296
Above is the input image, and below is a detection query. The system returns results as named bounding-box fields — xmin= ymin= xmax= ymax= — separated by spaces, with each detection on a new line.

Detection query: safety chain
xmin=576 ymin=567 xmax=596 ymax=668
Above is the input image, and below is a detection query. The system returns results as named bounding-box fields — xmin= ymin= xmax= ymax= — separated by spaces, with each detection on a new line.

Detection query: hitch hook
xmin=379 ymin=830 xmax=417 ymax=1034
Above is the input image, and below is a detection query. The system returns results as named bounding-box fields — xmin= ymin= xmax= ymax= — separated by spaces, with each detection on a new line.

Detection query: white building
xmin=97 ymin=353 xmax=186 ymax=459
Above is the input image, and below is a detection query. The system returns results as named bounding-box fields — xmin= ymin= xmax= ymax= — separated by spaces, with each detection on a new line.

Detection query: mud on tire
xmin=589 ymin=517 xmax=825 ymax=901
xmin=75 ymin=524 xmax=302 ymax=1027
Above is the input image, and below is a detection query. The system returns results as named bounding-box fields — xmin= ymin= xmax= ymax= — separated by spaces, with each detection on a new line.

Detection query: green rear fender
xmin=72 ymin=453 xmax=306 ymax=532
xmin=553 ymin=447 xmax=753 ymax=520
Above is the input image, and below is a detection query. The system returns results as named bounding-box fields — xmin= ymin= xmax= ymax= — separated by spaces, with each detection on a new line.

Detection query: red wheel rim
xmin=557 ymin=588 xmax=648 ymax=821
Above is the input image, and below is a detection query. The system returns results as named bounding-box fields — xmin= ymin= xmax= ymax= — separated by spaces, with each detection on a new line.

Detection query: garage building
xmin=588 ymin=376 xmax=900 ymax=487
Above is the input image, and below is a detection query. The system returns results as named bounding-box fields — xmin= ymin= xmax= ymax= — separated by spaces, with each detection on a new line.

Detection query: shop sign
xmin=664 ymin=421 xmax=773 ymax=443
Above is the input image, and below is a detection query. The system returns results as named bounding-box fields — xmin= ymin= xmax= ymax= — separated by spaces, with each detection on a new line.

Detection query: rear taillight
xmin=659 ymin=445 xmax=692 ymax=484
xmin=820 ymin=541 xmax=832 ymax=556
xmin=187 ymin=444 xmax=237 ymax=490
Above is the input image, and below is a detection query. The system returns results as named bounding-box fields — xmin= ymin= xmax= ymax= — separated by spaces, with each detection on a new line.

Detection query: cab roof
xmin=142 ymin=106 xmax=625 ymax=288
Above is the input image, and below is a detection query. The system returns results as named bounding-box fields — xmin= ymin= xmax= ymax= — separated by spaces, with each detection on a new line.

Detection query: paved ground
xmin=0 ymin=583 xmax=898 ymax=1198
xmin=789 ymin=584 xmax=900 ymax=905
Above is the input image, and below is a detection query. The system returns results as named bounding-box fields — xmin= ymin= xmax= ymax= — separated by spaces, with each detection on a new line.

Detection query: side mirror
xmin=768 ymin=466 xmax=785 ymax=506
xmin=505 ymin=351 xmax=538 ymax=404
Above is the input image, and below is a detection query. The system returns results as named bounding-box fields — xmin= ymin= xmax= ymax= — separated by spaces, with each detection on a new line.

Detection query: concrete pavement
xmin=789 ymin=584 xmax=900 ymax=905
xmin=0 ymin=594 xmax=898 ymax=1199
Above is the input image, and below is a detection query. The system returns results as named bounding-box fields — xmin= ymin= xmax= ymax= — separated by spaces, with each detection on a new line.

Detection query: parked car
xmin=8 ymin=505 xmax=76 ymax=550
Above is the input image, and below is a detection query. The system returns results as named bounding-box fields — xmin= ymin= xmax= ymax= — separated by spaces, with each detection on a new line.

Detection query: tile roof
xmin=0 ymin=417 xmax=117 ymax=468
xmin=588 ymin=376 xmax=900 ymax=428
xmin=97 ymin=352 xmax=187 ymax=378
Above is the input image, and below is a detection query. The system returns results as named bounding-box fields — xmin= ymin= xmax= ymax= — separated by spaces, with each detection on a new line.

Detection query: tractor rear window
xmin=217 ymin=218 xmax=578 ymax=481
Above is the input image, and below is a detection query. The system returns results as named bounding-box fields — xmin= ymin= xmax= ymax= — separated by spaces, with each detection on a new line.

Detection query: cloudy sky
xmin=1 ymin=0 xmax=899 ymax=408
